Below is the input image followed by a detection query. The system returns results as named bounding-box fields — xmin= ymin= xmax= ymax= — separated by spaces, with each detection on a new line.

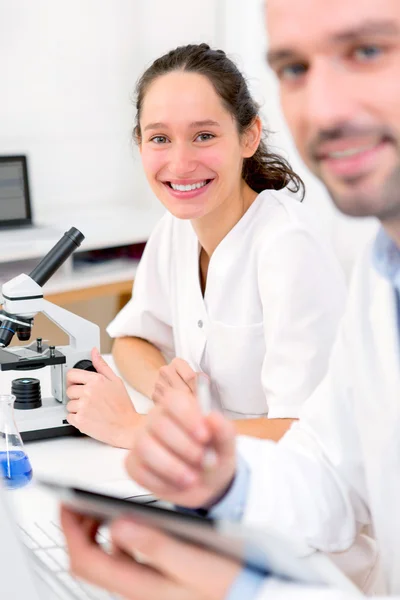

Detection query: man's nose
xmin=169 ymin=142 xmax=197 ymax=176
xmin=304 ymin=62 xmax=359 ymax=131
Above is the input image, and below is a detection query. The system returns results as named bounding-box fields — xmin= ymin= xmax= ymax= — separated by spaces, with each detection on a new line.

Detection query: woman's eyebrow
xmin=189 ymin=120 xmax=220 ymax=128
xmin=144 ymin=122 xmax=168 ymax=132
xmin=144 ymin=119 xmax=220 ymax=132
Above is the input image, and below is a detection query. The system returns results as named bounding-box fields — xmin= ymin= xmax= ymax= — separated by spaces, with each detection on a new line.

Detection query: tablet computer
xmin=38 ymin=477 xmax=361 ymax=594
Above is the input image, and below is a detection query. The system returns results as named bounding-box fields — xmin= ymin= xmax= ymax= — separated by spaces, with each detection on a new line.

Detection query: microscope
xmin=0 ymin=227 xmax=100 ymax=441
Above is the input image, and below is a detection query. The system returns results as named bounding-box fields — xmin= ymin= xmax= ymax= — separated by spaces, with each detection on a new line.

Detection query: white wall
xmin=0 ymin=0 xmax=220 ymax=221
xmin=134 ymin=0 xmax=221 ymax=209
xmin=220 ymin=0 xmax=378 ymax=278
xmin=0 ymin=1 xmax=140 ymax=219
xmin=1 ymin=0 xmax=377 ymax=276
xmin=137 ymin=0 xmax=221 ymax=63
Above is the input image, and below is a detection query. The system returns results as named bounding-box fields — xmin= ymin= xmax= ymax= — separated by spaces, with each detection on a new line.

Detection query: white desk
xmin=0 ymin=355 xmax=154 ymax=524
xmin=1 ymin=359 xmax=360 ymax=597
xmin=0 ymin=205 xmax=164 ymax=264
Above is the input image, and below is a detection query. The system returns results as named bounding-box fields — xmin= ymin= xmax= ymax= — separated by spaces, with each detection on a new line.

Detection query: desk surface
xmin=0 ymin=355 xmax=153 ymax=523
xmin=0 ymin=205 xmax=164 ymax=301
xmin=0 ymin=205 xmax=165 ymax=264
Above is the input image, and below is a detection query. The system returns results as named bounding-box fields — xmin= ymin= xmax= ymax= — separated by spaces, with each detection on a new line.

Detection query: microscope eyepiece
xmin=29 ymin=227 xmax=85 ymax=287
xmin=0 ymin=228 xmax=84 ymax=347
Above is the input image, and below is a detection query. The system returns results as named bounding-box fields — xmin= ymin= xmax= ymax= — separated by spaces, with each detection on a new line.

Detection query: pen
xmin=196 ymin=373 xmax=212 ymax=415
xmin=196 ymin=374 xmax=217 ymax=469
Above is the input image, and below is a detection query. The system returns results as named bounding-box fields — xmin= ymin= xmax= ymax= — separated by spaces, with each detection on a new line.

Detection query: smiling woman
xmin=65 ymin=43 xmax=347 ymax=448
xmin=134 ymin=45 xmax=304 ymax=219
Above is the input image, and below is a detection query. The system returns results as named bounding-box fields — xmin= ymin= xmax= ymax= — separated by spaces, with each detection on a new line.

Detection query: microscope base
xmin=21 ymin=424 xmax=83 ymax=443
xmin=15 ymin=396 xmax=82 ymax=442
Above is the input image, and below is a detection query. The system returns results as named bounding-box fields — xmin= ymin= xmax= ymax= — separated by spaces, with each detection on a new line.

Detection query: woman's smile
xmin=162 ymin=178 xmax=215 ymax=200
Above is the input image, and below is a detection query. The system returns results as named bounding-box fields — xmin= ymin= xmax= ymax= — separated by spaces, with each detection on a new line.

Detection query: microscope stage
xmin=0 ymin=345 xmax=65 ymax=371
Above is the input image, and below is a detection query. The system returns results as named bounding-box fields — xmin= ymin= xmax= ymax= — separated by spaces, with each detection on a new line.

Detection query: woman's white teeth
xmin=328 ymin=142 xmax=378 ymax=159
xmin=170 ymin=180 xmax=208 ymax=192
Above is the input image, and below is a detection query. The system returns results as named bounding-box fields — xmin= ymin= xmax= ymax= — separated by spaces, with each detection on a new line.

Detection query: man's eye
xmin=353 ymin=45 xmax=383 ymax=62
xmin=151 ymin=136 xmax=169 ymax=144
xmin=278 ymin=63 xmax=307 ymax=81
xmin=196 ymin=133 xmax=215 ymax=142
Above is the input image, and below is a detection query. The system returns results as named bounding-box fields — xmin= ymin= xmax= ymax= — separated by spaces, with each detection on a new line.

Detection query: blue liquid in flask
xmin=0 ymin=450 xmax=33 ymax=489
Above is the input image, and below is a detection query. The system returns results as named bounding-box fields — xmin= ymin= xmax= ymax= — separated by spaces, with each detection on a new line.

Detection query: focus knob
xmin=12 ymin=378 xmax=42 ymax=410
xmin=73 ymin=359 xmax=96 ymax=372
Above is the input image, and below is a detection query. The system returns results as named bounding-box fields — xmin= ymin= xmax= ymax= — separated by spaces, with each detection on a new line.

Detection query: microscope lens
xmin=16 ymin=325 xmax=32 ymax=342
xmin=0 ymin=320 xmax=15 ymax=348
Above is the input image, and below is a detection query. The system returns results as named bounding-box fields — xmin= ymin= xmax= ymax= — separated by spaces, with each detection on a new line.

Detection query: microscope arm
xmin=40 ymin=299 xmax=100 ymax=351
xmin=1 ymin=228 xmax=100 ymax=352
xmin=1 ymin=274 xmax=100 ymax=351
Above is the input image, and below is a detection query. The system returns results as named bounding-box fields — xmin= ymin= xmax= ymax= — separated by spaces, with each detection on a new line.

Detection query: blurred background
xmin=0 ymin=0 xmax=378 ymax=352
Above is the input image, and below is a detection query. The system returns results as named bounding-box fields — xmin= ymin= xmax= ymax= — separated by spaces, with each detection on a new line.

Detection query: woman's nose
xmin=168 ymin=143 xmax=197 ymax=177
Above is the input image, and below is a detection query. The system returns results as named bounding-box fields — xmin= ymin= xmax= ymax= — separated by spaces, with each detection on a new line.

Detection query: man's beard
xmin=317 ymin=162 xmax=400 ymax=221
xmin=307 ymin=123 xmax=400 ymax=220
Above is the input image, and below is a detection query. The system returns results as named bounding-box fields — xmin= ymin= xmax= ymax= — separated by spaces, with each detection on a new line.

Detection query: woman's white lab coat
xmin=108 ymin=189 xmax=346 ymax=419
xmin=236 ymin=240 xmax=400 ymax=598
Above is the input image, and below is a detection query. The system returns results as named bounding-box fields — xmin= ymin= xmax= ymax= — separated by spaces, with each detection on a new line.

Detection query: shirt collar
xmin=372 ymin=227 xmax=400 ymax=292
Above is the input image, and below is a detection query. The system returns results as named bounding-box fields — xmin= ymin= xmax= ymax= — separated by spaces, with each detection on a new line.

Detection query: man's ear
xmin=242 ymin=116 xmax=263 ymax=158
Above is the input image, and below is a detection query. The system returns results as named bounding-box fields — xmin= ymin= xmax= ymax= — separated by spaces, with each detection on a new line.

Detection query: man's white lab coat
xmin=237 ymin=240 xmax=400 ymax=598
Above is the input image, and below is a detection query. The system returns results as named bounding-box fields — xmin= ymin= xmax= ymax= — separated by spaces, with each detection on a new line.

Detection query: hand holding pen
xmin=196 ymin=373 xmax=212 ymax=415
xmin=125 ymin=376 xmax=237 ymax=509
xmin=196 ymin=374 xmax=222 ymax=470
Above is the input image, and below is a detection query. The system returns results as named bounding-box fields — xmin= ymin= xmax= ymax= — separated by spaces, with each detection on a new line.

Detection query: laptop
xmin=0 ymin=155 xmax=60 ymax=241
xmin=1 ymin=473 xmax=361 ymax=600
xmin=0 ymin=480 xmax=122 ymax=600
xmin=0 ymin=155 xmax=34 ymax=229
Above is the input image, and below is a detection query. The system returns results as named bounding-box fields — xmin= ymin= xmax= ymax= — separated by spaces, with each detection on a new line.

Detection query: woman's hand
xmin=66 ymin=348 xmax=142 ymax=448
xmin=61 ymin=506 xmax=241 ymax=600
xmin=126 ymin=387 xmax=237 ymax=508
xmin=152 ymin=358 xmax=198 ymax=403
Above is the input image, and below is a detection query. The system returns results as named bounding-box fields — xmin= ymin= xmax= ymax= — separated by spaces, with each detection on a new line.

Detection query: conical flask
xmin=0 ymin=395 xmax=32 ymax=489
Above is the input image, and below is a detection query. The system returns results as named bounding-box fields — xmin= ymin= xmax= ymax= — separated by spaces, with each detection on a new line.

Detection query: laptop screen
xmin=0 ymin=155 xmax=32 ymax=228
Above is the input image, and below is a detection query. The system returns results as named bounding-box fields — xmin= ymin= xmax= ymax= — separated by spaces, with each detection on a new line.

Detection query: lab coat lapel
xmin=183 ymin=228 xmax=208 ymax=369
xmin=365 ymin=275 xmax=400 ymax=592
xmin=368 ymin=276 xmax=400 ymax=397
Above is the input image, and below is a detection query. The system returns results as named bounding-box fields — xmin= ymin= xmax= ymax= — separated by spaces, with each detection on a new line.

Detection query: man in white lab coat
xmin=61 ymin=0 xmax=400 ymax=598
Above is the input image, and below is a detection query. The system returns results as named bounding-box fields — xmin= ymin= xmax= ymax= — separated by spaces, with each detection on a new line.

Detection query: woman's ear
xmin=242 ymin=116 xmax=263 ymax=158
xmin=134 ymin=127 xmax=143 ymax=154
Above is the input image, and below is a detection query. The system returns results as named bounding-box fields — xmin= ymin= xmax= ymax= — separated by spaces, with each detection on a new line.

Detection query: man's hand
xmin=152 ymin=358 xmax=198 ymax=403
xmin=61 ymin=506 xmax=241 ymax=600
xmin=126 ymin=387 xmax=237 ymax=508
xmin=66 ymin=348 xmax=142 ymax=448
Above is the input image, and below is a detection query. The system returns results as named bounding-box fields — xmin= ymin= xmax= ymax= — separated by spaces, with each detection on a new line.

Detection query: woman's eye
xmin=151 ymin=136 xmax=169 ymax=144
xmin=278 ymin=63 xmax=307 ymax=81
xmin=353 ymin=45 xmax=383 ymax=62
xmin=196 ymin=133 xmax=215 ymax=142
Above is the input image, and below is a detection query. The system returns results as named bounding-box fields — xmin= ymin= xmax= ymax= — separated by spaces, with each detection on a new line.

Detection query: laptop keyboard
xmin=19 ymin=519 xmax=119 ymax=600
